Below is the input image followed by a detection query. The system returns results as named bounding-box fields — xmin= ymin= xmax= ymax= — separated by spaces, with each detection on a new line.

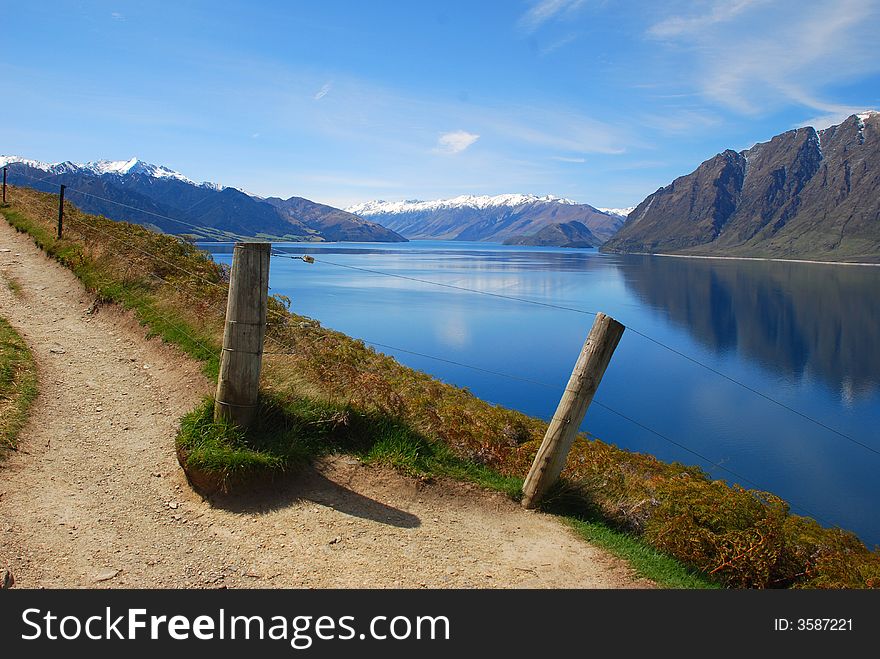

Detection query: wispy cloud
xmin=435 ymin=130 xmax=480 ymax=154
xmin=111 ymin=12 xmax=125 ymax=21
xmin=539 ymin=33 xmax=579 ymax=56
xmin=648 ymin=0 xmax=764 ymax=38
xmin=485 ymin=108 xmax=628 ymax=155
xmin=297 ymin=173 xmax=401 ymax=188
xmin=550 ymin=155 xmax=586 ymax=163
xmin=646 ymin=0 xmax=880 ymax=118
xmin=518 ymin=0 xmax=586 ymax=33
xmin=640 ymin=109 xmax=721 ymax=135
xmin=313 ymin=82 xmax=332 ymax=100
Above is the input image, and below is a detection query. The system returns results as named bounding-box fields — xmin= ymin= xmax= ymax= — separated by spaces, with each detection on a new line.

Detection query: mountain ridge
xmin=602 ymin=111 xmax=880 ymax=262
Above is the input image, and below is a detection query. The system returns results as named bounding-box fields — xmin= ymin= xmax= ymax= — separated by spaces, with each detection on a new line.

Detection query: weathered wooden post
xmin=521 ymin=312 xmax=625 ymax=509
xmin=2 ymin=166 xmax=6 ymax=204
xmin=214 ymin=242 xmax=270 ymax=428
xmin=57 ymin=184 xmax=66 ymax=239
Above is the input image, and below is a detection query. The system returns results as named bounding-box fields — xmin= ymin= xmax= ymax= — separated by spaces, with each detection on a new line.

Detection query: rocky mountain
xmin=0 ymin=156 xmax=405 ymax=243
xmin=347 ymin=194 xmax=625 ymax=244
xmin=603 ymin=112 xmax=880 ymax=262
xmin=503 ymin=220 xmax=601 ymax=247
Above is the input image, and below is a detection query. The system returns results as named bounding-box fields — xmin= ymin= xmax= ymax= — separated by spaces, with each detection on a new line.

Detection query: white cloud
xmin=111 ymin=12 xmax=125 ymax=21
xmin=550 ymin=155 xmax=586 ymax=163
xmin=313 ymin=82 xmax=332 ymax=100
xmin=435 ymin=130 xmax=480 ymax=154
xmin=518 ymin=0 xmax=586 ymax=33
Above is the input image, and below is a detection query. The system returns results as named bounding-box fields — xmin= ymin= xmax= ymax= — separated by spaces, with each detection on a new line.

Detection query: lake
xmin=203 ymin=241 xmax=880 ymax=547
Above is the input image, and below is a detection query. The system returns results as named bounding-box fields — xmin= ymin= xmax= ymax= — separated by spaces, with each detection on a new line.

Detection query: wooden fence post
xmin=2 ymin=166 xmax=6 ymax=204
xmin=521 ymin=312 xmax=625 ymax=509
xmin=57 ymin=184 xmax=66 ymax=239
xmin=214 ymin=242 xmax=271 ymax=428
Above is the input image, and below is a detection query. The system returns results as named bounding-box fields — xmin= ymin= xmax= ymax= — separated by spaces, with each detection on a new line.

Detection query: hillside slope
xmin=503 ymin=220 xmax=601 ymax=247
xmin=265 ymin=196 xmax=405 ymax=242
xmin=603 ymin=112 xmax=880 ymax=262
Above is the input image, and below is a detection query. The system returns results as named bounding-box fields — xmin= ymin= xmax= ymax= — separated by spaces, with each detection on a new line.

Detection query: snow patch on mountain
xmin=347 ymin=193 xmax=579 ymax=216
xmin=855 ymin=110 xmax=878 ymax=144
xmin=598 ymin=207 xmax=635 ymax=218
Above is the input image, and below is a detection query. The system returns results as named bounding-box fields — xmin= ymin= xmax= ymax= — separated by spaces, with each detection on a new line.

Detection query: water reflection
xmin=617 ymin=255 xmax=880 ymax=398
xmin=203 ymin=241 xmax=880 ymax=397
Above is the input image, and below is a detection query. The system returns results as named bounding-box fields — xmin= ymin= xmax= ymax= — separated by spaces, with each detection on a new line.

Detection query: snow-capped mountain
xmin=1 ymin=154 xmax=404 ymax=243
xmin=346 ymin=193 xmax=626 ymax=244
xmin=347 ymin=193 xmax=579 ymax=216
xmin=0 ymin=155 xmax=213 ymax=188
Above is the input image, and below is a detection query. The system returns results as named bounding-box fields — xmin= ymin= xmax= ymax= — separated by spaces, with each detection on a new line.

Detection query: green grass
xmin=564 ymin=517 xmax=720 ymax=589
xmin=177 ymin=394 xmax=524 ymax=497
xmin=361 ymin=422 xmax=525 ymax=498
xmin=177 ymin=396 xmax=335 ymax=480
xmin=3 ymin=272 xmax=22 ymax=296
xmin=0 ymin=316 xmax=38 ymax=453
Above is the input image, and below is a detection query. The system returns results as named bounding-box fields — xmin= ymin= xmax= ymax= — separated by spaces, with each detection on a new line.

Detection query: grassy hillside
xmin=3 ymin=184 xmax=878 ymax=589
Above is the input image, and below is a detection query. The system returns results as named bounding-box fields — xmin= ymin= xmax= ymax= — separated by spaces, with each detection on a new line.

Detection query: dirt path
xmin=0 ymin=218 xmax=652 ymax=589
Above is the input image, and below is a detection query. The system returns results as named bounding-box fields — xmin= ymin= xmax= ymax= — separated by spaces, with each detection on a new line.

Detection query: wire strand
xmin=66 ymin=215 xmax=229 ymax=294
xmin=275 ymin=252 xmax=601 ymax=315
xmin=625 ymin=326 xmax=880 ymax=457
xmin=269 ymin=250 xmax=875 ymax=457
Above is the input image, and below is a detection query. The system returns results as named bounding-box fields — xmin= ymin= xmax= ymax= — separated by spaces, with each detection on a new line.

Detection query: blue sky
xmin=5 ymin=0 xmax=879 ymax=208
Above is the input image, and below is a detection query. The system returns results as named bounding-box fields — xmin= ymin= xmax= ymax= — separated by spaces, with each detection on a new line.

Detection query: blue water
xmin=203 ymin=241 xmax=880 ymax=546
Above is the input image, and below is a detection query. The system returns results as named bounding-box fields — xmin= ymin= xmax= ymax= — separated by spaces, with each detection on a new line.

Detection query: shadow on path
xmin=207 ymin=463 xmax=421 ymax=529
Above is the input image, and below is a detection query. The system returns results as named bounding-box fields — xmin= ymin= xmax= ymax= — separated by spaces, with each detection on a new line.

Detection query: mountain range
xmin=603 ymin=111 xmax=880 ymax=262
xmin=0 ymin=156 xmax=406 ymax=243
xmin=347 ymin=194 xmax=626 ymax=245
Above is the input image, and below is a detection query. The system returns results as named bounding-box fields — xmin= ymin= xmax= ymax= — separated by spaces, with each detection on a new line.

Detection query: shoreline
xmin=619 ymin=251 xmax=880 ymax=267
